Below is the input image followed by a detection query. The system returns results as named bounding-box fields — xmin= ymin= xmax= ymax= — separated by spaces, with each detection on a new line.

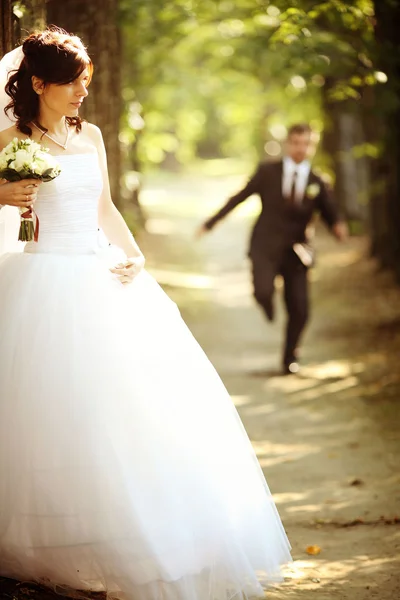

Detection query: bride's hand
xmin=110 ymin=255 xmax=145 ymax=285
xmin=0 ymin=179 xmax=41 ymax=208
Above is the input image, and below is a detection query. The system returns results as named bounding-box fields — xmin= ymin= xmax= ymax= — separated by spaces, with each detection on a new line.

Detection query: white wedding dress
xmin=0 ymin=153 xmax=291 ymax=600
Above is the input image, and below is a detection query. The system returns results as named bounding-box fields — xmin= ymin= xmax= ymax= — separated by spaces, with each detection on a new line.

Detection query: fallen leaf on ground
xmin=348 ymin=442 xmax=360 ymax=449
xmin=306 ymin=545 xmax=321 ymax=555
xmin=350 ymin=478 xmax=364 ymax=486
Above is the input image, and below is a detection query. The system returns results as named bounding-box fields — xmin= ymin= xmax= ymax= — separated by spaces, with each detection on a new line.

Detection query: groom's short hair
xmin=287 ymin=123 xmax=312 ymax=138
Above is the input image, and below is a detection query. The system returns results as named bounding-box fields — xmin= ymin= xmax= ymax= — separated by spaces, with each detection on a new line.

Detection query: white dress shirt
xmin=282 ymin=156 xmax=311 ymax=204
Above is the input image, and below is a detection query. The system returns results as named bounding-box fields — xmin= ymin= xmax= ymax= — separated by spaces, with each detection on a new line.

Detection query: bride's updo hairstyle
xmin=5 ymin=26 xmax=93 ymax=135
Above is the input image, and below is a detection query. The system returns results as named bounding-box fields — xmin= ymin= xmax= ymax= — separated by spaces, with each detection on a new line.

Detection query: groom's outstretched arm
xmin=203 ymin=164 xmax=263 ymax=231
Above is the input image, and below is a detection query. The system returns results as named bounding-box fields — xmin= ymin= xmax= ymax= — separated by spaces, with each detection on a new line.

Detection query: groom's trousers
xmin=251 ymin=248 xmax=309 ymax=365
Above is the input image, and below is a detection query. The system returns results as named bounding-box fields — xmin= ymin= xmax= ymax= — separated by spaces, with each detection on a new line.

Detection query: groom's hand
xmin=0 ymin=179 xmax=41 ymax=208
xmin=195 ymin=224 xmax=210 ymax=239
xmin=332 ymin=221 xmax=348 ymax=242
xmin=110 ymin=255 xmax=145 ymax=285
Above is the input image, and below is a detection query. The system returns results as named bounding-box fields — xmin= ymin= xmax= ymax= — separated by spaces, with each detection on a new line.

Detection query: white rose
xmin=46 ymin=156 xmax=58 ymax=170
xmin=35 ymin=150 xmax=52 ymax=165
xmin=31 ymin=157 xmax=47 ymax=175
xmin=26 ymin=140 xmax=40 ymax=155
xmin=4 ymin=140 xmax=16 ymax=156
xmin=0 ymin=152 xmax=8 ymax=170
xmin=14 ymin=149 xmax=32 ymax=171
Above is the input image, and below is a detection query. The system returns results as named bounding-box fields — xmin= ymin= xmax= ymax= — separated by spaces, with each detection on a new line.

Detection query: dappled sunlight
xmin=280 ymin=559 xmax=320 ymax=581
xmin=264 ymin=359 xmax=365 ymax=402
xmin=270 ymin=482 xmax=372 ymax=513
xmin=300 ymin=360 xmax=365 ymax=380
xmin=272 ymin=491 xmax=309 ymax=505
xmin=287 ymin=376 xmax=359 ymax=402
xmin=241 ymin=402 xmax=277 ymax=417
xmin=265 ymin=374 xmax=360 ymax=400
xmin=266 ymin=375 xmax=322 ymax=393
xmin=286 ymin=503 xmax=334 ymax=515
xmin=265 ymin=553 xmax=400 ymax=598
xmin=230 ymin=394 xmax=252 ymax=407
xmin=279 ymin=554 xmax=399 ymax=591
xmin=252 ymin=440 xmax=320 ymax=470
xmin=300 ymin=554 xmax=398 ymax=583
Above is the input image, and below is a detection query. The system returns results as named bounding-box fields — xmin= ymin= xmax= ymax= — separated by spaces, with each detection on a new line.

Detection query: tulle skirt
xmin=0 ymin=248 xmax=291 ymax=599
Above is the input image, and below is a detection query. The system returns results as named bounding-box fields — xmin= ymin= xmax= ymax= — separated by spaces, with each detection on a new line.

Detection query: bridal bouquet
xmin=0 ymin=138 xmax=61 ymax=241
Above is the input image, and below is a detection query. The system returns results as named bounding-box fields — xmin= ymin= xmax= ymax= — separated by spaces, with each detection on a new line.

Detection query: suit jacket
xmin=205 ymin=159 xmax=339 ymax=264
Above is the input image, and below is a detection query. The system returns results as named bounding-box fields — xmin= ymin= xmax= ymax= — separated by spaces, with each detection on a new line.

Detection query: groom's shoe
xmin=282 ymin=353 xmax=300 ymax=375
xmin=283 ymin=347 xmax=300 ymax=375
xmin=282 ymin=361 xmax=300 ymax=375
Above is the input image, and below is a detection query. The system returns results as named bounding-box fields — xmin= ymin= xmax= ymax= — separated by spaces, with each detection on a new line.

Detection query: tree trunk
xmin=120 ymin=26 xmax=146 ymax=222
xmin=321 ymin=79 xmax=369 ymax=226
xmin=0 ymin=0 xmax=14 ymax=54
xmin=47 ymin=0 xmax=122 ymax=209
xmin=370 ymin=0 xmax=400 ymax=280
xmin=1 ymin=0 xmax=48 ymax=54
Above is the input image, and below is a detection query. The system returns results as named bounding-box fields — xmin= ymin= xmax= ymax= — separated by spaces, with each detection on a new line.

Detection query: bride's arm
xmin=88 ymin=123 xmax=145 ymax=283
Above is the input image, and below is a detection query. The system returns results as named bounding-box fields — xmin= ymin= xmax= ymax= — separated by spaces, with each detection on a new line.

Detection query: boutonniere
xmin=306 ymin=183 xmax=321 ymax=199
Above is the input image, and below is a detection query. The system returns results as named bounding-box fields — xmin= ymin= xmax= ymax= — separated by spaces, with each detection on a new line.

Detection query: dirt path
xmin=139 ymin=170 xmax=400 ymax=599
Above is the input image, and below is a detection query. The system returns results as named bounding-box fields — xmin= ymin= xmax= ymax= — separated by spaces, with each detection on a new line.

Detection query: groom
xmin=198 ymin=123 xmax=347 ymax=374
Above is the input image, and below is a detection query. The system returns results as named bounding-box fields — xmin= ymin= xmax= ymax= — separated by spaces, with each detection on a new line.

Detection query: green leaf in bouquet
xmin=0 ymin=169 xmax=22 ymax=182
xmin=18 ymin=169 xmax=38 ymax=180
xmin=41 ymin=168 xmax=58 ymax=182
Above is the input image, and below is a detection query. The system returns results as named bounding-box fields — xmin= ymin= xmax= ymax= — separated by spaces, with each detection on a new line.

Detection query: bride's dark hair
xmin=5 ymin=26 xmax=93 ymax=135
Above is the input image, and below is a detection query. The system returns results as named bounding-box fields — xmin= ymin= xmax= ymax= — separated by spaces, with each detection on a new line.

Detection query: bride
xmin=0 ymin=28 xmax=291 ymax=600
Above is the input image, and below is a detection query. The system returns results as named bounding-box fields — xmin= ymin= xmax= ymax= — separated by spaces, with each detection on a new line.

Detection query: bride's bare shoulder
xmin=0 ymin=125 xmax=21 ymax=149
xmin=81 ymin=121 xmax=102 ymax=142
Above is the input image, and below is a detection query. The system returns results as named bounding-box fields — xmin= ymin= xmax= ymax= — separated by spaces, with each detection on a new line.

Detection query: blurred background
xmin=1 ymin=2 xmax=400 ymax=599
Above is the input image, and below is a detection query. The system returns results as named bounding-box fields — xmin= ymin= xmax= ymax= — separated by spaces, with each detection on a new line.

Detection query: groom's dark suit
xmin=204 ymin=159 xmax=340 ymax=366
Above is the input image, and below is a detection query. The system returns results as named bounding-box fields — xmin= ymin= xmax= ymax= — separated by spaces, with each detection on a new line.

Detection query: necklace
xmin=32 ymin=120 xmax=70 ymax=150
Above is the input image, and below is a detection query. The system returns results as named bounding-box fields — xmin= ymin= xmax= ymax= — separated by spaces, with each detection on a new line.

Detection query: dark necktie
xmin=288 ymin=170 xmax=298 ymax=204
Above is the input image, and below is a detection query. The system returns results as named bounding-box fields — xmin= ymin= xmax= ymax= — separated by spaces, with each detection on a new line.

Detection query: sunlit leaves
xmin=217 ymin=19 xmax=246 ymax=38
xmin=119 ymin=0 xmax=381 ymax=168
xmin=351 ymin=142 xmax=381 ymax=159
xmin=327 ymin=81 xmax=361 ymax=101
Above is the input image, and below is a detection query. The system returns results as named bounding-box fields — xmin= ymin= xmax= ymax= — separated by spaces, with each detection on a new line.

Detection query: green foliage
xmin=119 ymin=0 xmax=380 ymax=168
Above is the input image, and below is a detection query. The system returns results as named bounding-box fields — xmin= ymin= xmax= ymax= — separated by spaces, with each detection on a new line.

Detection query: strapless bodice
xmin=24 ymin=153 xmax=103 ymax=255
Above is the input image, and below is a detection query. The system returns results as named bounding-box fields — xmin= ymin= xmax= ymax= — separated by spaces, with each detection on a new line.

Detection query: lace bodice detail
xmin=24 ymin=153 xmax=103 ymax=255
